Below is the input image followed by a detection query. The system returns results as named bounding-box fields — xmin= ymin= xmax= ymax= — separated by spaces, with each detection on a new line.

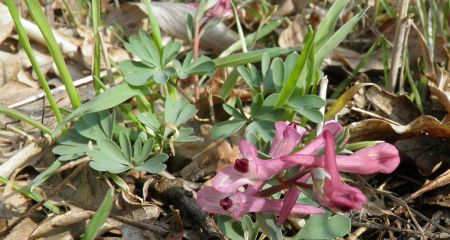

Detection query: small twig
xmin=109 ymin=214 xmax=168 ymax=236
xmin=0 ymin=162 xmax=88 ymax=238
xmin=0 ymin=121 xmax=35 ymax=140
xmin=387 ymin=0 xmax=410 ymax=92
xmin=350 ymin=107 xmax=402 ymax=125
xmin=207 ymin=86 xmax=215 ymax=124
xmin=375 ymin=189 xmax=450 ymax=235
xmin=8 ymin=70 xmax=113 ymax=109
xmin=352 ymin=222 xmax=440 ymax=238
xmin=57 ymin=156 xmax=91 ymax=173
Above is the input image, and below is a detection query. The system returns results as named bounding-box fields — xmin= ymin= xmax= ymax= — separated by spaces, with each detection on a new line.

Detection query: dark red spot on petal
xmin=219 ymin=197 xmax=233 ymax=211
xmin=234 ymin=158 xmax=249 ymax=173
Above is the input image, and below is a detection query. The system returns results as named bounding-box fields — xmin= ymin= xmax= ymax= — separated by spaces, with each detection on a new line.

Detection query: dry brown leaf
xmin=366 ymin=86 xmax=421 ymax=125
xmin=178 ymin=124 xmax=240 ymax=181
xmin=273 ymin=0 xmax=311 ymax=17
xmin=0 ymin=187 xmax=29 ymax=219
xmin=0 ymin=51 xmax=20 ymax=86
xmin=395 ymin=136 xmax=450 ymax=176
xmin=17 ymin=69 xmax=39 ymax=88
xmin=4 ymin=218 xmax=37 ymax=240
xmin=328 ymin=47 xmax=385 ymax=72
xmin=0 ymin=81 xmax=42 ymax=106
xmin=0 ymin=3 xmax=13 ymax=44
xmin=278 ymin=15 xmax=306 ymax=48
xmin=30 ymin=209 xmax=94 ymax=239
xmin=348 ymin=115 xmax=450 ymax=142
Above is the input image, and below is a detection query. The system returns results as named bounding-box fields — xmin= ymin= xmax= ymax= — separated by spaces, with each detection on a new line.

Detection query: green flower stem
xmin=92 ymin=0 xmax=102 ymax=93
xmin=25 ymin=0 xmax=81 ymax=109
xmin=0 ymin=106 xmax=52 ymax=135
xmin=6 ymin=0 xmax=62 ymax=122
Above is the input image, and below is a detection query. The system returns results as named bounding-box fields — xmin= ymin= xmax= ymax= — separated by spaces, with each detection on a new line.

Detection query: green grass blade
xmin=275 ymin=27 xmax=314 ymax=108
xmin=219 ymin=20 xmax=282 ymax=57
xmin=314 ymin=0 xmax=351 ymax=46
xmin=231 ymin=0 xmax=248 ymax=53
xmin=30 ymin=160 xmax=62 ymax=191
xmin=6 ymin=0 xmax=62 ymax=122
xmin=143 ymin=0 xmax=163 ymax=51
xmin=92 ymin=0 xmax=102 ymax=93
xmin=314 ymin=8 xmax=367 ymax=70
xmin=214 ymin=48 xmax=297 ymax=68
xmin=0 ymin=106 xmax=52 ymax=135
xmin=25 ymin=0 xmax=81 ymax=109
xmin=219 ymin=68 xmax=240 ymax=99
xmin=82 ymin=187 xmax=114 ymax=240
xmin=405 ymin=58 xmax=423 ymax=114
xmin=0 ymin=177 xmax=60 ymax=214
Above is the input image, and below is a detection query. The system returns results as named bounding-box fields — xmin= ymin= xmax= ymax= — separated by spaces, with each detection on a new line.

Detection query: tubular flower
xmin=270 ymin=122 xmax=306 ymax=158
xmin=197 ymin=187 xmax=323 ymax=221
xmin=213 ymin=140 xmax=315 ymax=194
xmin=313 ymin=130 xmax=367 ymax=212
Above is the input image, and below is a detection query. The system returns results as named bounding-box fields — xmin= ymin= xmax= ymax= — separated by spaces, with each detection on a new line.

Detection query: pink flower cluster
xmin=196 ymin=121 xmax=400 ymax=223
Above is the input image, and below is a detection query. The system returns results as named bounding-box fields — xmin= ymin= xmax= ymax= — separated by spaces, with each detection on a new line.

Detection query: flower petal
xmin=299 ymin=121 xmax=344 ymax=155
xmin=196 ymin=187 xmax=229 ymax=215
xmin=277 ymin=187 xmax=301 ymax=224
xmin=270 ymin=122 xmax=306 ymax=158
xmin=212 ymin=167 xmax=255 ymax=193
xmin=336 ymin=143 xmax=400 ymax=175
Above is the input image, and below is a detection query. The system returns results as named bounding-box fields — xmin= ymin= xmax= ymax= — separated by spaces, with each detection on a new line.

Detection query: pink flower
xmin=213 ymin=140 xmax=315 ymax=194
xmin=281 ymin=121 xmax=400 ymax=175
xmin=207 ymin=0 xmax=232 ymax=18
xmin=313 ymin=130 xmax=367 ymax=212
xmin=297 ymin=121 xmax=345 ymax=155
xmin=196 ymin=187 xmax=323 ymax=221
xmin=270 ymin=122 xmax=306 ymax=158
xmin=335 ymin=143 xmax=400 ymax=174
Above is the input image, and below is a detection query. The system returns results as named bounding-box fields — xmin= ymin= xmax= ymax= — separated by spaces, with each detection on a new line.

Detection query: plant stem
xmin=92 ymin=0 xmax=102 ymax=93
xmin=0 ymin=106 xmax=52 ymax=135
xmin=6 ymin=0 xmax=63 ymax=122
xmin=25 ymin=0 xmax=81 ymax=108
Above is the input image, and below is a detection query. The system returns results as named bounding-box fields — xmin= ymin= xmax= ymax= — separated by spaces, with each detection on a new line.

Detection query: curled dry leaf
xmin=365 ymin=86 xmax=421 ymax=125
xmin=0 ymin=3 xmax=13 ymax=44
xmin=29 ymin=209 xmax=94 ymax=239
xmin=348 ymin=115 xmax=450 ymax=142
